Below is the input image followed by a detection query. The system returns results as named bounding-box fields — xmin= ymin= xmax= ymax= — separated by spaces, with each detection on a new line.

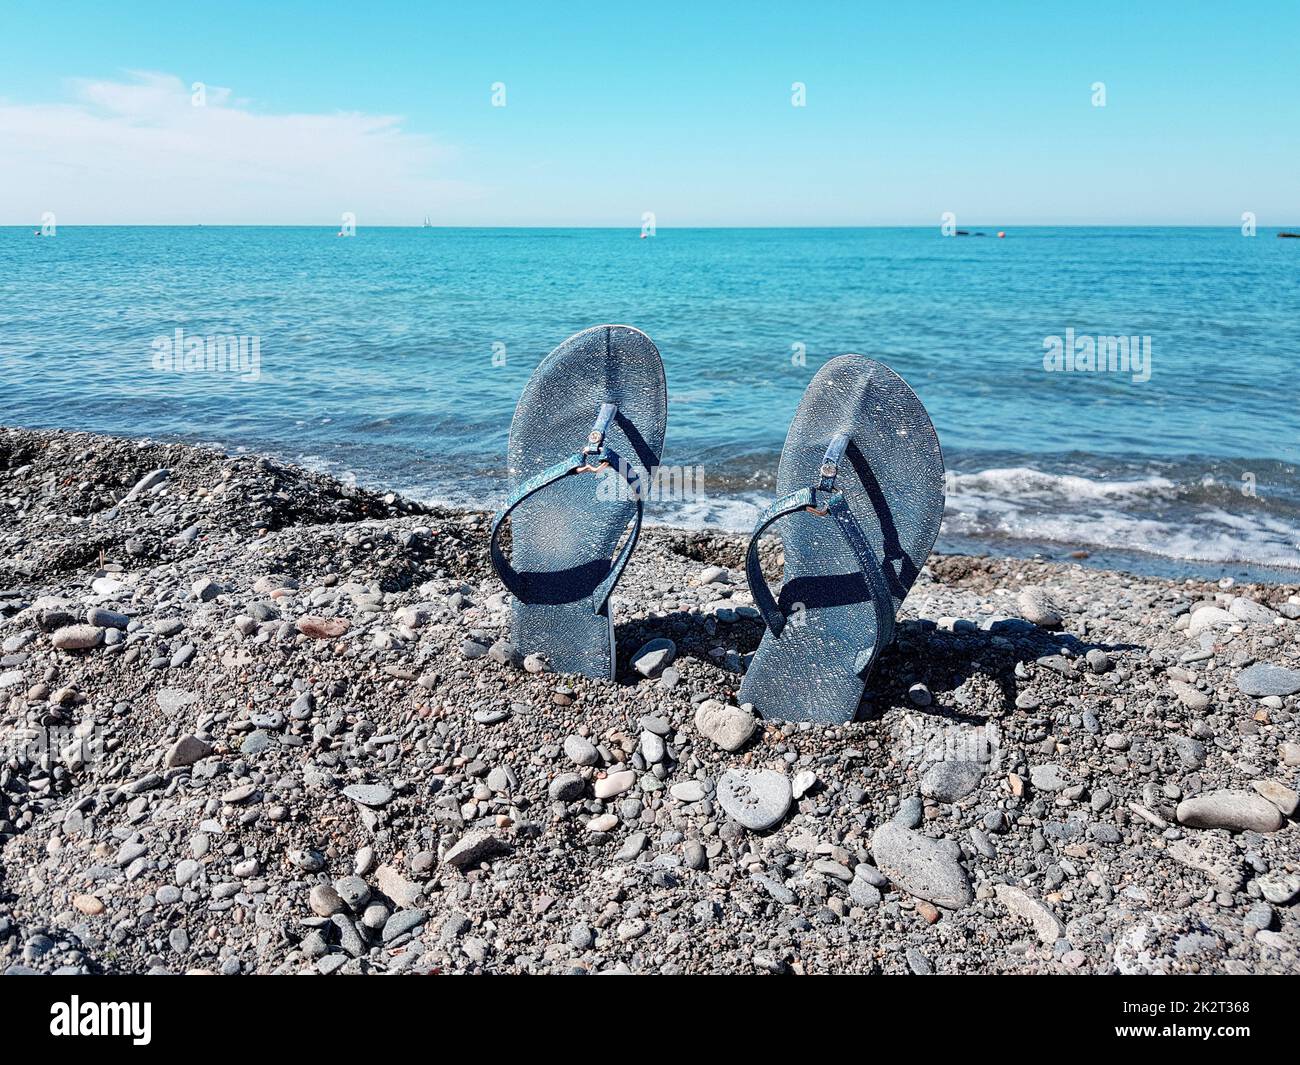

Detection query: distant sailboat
xmin=422 ymin=215 xmax=432 ymax=228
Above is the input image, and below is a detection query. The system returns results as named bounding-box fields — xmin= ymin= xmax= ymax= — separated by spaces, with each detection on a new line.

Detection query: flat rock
xmin=1252 ymin=779 xmax=1299 ymax=817
xmin=376 ymin=864 xmax=423 ymax=908
xmin=631 ymin=638 xmax=676 ymax=678
xmin=1030 ymin=763 xmax=1069 ymax=792
xmin=994 ymin=884 xmax=1065 ymax=943
xmin=156 ymin=688 xmax=198 ymax=713
xmin=670 ymin=779 xmax=709 ymax=803
xmin=1235 ymin=662 xmax=1300 ymax=698
xmin=1167 ymin=679 xmax=1210 ymax=711
xmin=717 ymin=769 xmax=792 ymax=831
xmin=1176 ymin=790 xmax=1284 ymax=833
xmin=694 ymin=699 xmax=757 ymax=752
xmin=920 ymin=759 xmax=985 ymax=803
xmin=165 ymin=735 xmax=213 ymax=768
xmin=1229 ymin=596 xmax=1275 ymax=624
xmin=870 ymin=822 xmax=973 ymax=909
xmin=443 ymin=829 xmax=512 ymax=869
xmin=1166 ymin=837 xmax=1246 ymax=892
xmin=382 ymin=908 xmax=427 ymax=943
xmin=342 ymin=783 xmax=394 ymax=808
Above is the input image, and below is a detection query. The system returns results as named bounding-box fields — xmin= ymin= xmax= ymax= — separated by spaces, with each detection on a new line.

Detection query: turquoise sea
xmin=3 ymin=226 xmax=1298 ymax=578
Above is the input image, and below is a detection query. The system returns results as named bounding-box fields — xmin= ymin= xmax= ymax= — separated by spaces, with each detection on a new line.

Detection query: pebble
xmin=694 ymin=699 xmax=757 ymax=752
xmin=297 ymin=615 xmax=349 ymax=640
xmin=1030 ymin=764 xmax=1069 ymax=792
xmin=716 ymin=769 xmax=792 ymax=831
xmin=1251 ymin=779 xmax=1299 ymax=817
xmin=631 ymin=638 xmax=676 ymax=678
xmin=73 ymin=894 xmax=105 ymax=916
xmin=594 ymin=771 xmax=636 ymax=799
xmin=342 ymin=783 xmax=394 ymax=808
xmin=443 ymin=830 xmax=512 ymax=869
xmin=670 ymin=779 xmax=709 ymax=803
xmin=548 ymin=773 xmax=586 ymax=802
xmin=920 ymin=760 xmax=984 ymax=803
xmin=640 ymin=731 xmax=666 ymax=764
xmin=1175 ymin=790 xmax=1284 ymax=833
xmin=1235 ymin=662 xmax=1300 ymax=698
xmin=791 ymin=770 xmax=818 ymax=800
xmin=893 ymin=796 xmax=924 ymax=829
xmin=86 ymin=607 xmax=129 ymax=630
xmin=1018 ymin=587 xmax=1063 ymax=628
xmin=310 ymin=884 xmax=347 ymax=917
xmin=994 ymin=884 xmax=1065 ymax=943
xmin=564 ymin=735 xmax=600 ymax=766
xmin=165 ymin=734 xmax=213 ymax=768
xmin=1187 ymin=605 xmax=1234 ymax=636
xmin=1230 ymin=597 xmax=1275 ymax=624
xmin=382 ymin=909 xmax=427 ymax=943
xmin=51 ymin=624 xmax=105 ymax=650
xmin=871 ymin=822 xmax=972 ymax=909
xmin=1085 ymin=648 xmax=1112 ymax=674
xmin=1167 ymin=679 xmax=1210 ymax=711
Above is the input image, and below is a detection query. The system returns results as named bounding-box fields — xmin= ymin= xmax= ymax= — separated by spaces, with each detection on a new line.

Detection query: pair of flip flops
xmin=489 ymin=325 xmax=945 ymax=725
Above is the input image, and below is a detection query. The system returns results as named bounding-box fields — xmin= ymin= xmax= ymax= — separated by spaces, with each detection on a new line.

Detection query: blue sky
xmin=3 ymin=1 xmax=1297 ymax=225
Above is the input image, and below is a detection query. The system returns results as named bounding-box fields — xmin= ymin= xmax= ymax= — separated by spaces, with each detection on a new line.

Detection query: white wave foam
xmin=945 ymin=466 xmax=1176 ymax=502
xmin=943 ymin=469 xmax=1300 ymax=568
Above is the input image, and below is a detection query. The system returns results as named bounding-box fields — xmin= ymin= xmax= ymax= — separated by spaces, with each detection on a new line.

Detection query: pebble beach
xmin=1 ymin=426 xmax=1297 ymax=975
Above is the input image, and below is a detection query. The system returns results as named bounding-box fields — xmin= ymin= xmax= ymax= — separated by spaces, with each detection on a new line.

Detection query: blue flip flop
xmin=737 ymin=356 xmax=944 ymax=723
xmin=489 ymin=325 xmax=667 ymax=679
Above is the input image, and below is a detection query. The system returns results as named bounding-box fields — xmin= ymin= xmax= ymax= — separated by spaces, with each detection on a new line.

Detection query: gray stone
xmin=443 ymin=829 xmax=512 ymax=869
xmin=670 ymin=779 xmax=709 ymax=803
xmin=1230 ymin=597 xmax=1275 ymax=624
xmin=343 ymin=783 xmax=394 ymax=807
xmin=694 ymin=699 xmax=757 ymax=752
xmin=1018 ymin=587 xmax=1063 ymax=628
xmin=382 ymin=909 xmax=427 ymax=943
xmin=1168 ymin=680 xmax=1210 ymax=712
xmin=1236 ymin=662 xmax=1300 ymax=698
xmin=1252 ymin=779 xmax=1299 ymax=817
xmin=1085 ymin=648 xmax=1112 ymax=674
xmin=994 ymin=884 xmax=1065 ymax=943
xmin=1030 ymin=763 xmax=1069 ymax=792
xmin=548 ymin=773 xmax=586 ymax=802
xmin=1172 ymin=735 xmax=1207 ymax=769
xmin=631 ymin=638 xmax=676 ymax=678
xmin=870 ymin=822 xmax=973 ymax=909
xmin=563 ymin=735 xmax=599 ymax=766
xmin=717 ymin=769 xmax=792 ymax=831
xmin=1176 ymin=790 xmax=1284 ymax=833
xmin=165 ymin=735 xmax=213 ymax=768
xmin=893 ymin=796 xmax=924 ymax=828
xmin=920 ymin=760 xmax=985 ymax=803
xmin=1258 ymin=873 xmax=1300 ymax=905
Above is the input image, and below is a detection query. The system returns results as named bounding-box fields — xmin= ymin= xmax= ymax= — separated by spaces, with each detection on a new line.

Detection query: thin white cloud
xmin=0 ymin=71 xmax=476 ymax=224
